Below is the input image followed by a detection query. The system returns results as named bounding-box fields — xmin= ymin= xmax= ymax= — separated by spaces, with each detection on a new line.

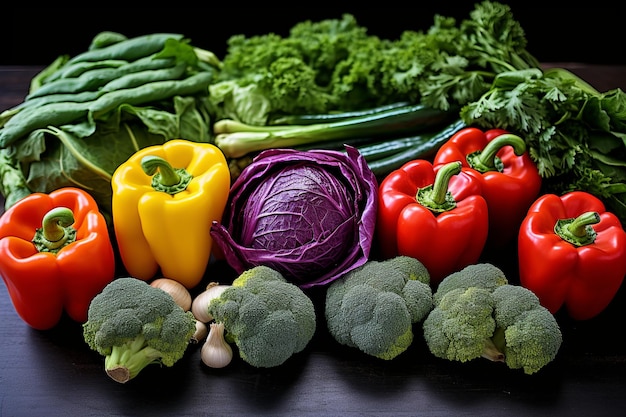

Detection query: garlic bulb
xmin=191 ymin=282 xmax=231 ymax=323
xmin=201 ymin=322 xmax=233 ymax=368
xmin=190 ymin=320 xmax=208 ymax=344
xmin=150 ymin=278 xmax=192 ymax=311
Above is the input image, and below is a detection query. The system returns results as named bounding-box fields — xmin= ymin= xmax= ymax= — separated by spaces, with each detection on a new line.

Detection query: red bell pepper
xmin=518 ymin=191 xmax=626 ymax=320
xmin=433 ymin=127 xmax=541 ymax=247
xmin=377 ymin=160 xmax=489 ymax=285
xmin=0 ymin=187 xmax=115 ymax=330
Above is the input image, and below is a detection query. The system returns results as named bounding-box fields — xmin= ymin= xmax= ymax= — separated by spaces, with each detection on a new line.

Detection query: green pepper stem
xmin=416 ymin=161 xmax=461 ymax=213
xmin=467 ymin=133 xmax=526 ymax=173
xmin=32 ymin=207 xmax=77 ymax=253
xmin=554 ymin=211 xmax=600 ymax=247
xmin=141 ymin=155 xmax=193 ymax=195
xmin=142 ymin=155 xmax=180 ymax=186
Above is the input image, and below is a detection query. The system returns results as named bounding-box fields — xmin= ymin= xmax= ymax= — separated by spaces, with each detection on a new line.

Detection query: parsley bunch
xmin=461 ymin=67 xmax=626 ymax=224
xmin=210 ymin=1 xmax=541 ymax=124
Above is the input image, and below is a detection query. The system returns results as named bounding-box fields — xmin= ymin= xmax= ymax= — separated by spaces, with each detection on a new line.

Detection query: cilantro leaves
xmin=461 ymin=67 xmax=626 ymax=223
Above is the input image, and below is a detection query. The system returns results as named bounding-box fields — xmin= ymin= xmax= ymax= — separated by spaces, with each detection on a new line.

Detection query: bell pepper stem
xmin=32 ymin=207 xmax=77 ymax=253
xmin=555 ymin=211 xmax=600 ymax=246
xmin=416 ymin=161 xmax=461 ymax=212
xmin=467 ymin=133 xmax=526 ymax=173
xmin=141 ymin=155 xmax=193 ymax=195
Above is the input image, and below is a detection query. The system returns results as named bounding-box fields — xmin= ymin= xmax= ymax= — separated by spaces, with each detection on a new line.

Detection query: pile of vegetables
xmin=208 ymin=1 xmax=542 ymax=180
xmin=461 ymin=67 xmax=626 ymax=224
xmin=207 ymin=2 xmax=626 ymax=225
xmin=2 ymin=0 xmax=626 ymax=384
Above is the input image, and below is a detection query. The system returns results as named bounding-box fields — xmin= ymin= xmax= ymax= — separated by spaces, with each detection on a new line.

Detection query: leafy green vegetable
xmin=0 ymin=33 xmax=220 ymax=217
xmin=0 ymin=148 xmax=32 ymax=208
xmin=210 ymin=1 xmax=540 ymax=124
xmin=460 ymin=67 xmax=626 ymax=224
xmin=8 ymin=95 xmax=213 ymax=216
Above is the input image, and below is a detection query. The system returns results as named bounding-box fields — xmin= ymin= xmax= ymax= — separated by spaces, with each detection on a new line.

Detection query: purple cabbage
xmin=211 ymin=146 xmax=378 ymax=289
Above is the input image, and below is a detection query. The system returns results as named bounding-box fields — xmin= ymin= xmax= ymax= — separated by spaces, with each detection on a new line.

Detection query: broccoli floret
xmin=433 ymin=263 xmax=508 ymax=305
xmin=207 ymin=266 xmax=316 ymax=368
xmin=324 ymin=256 xmax=433 ymax=360
xmin=422 ymin=263 xmax=562 ymax=374
xmin=491 ymin=285 xmax=563 ymax=375
xmin=423 ymin=286 xmax=500 ymax=363
xmin=82 ymin=277 xmax=196 ymax=383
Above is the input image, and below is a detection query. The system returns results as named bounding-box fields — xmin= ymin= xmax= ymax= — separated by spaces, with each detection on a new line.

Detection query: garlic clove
xmin=191 ymin=282 xmax=231 ymax=323
xmin=150 ymin=278 xmax=192 ymax=311
xmin=201 ymin=322 xmax=233 ymax=368
xmin=190 ymin=320 xmax=208 ymax=344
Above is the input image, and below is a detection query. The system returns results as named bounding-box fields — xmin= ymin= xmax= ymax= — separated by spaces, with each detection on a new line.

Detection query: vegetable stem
xmin=481 ymin=337 xmax=505 ymax=362
xmin=555 ymin=211 xmax=600 ymax=247
xmin=32 ymin=207 xmax=77 ymax=253
xmin=467 ymin=133 xmax=526 ymax=173
xmin=417 ymin=161 xmax=461 ymax=212
xmin=193 ymin=47 xmax=223 ymax=69
xmin=141 ymin=155 xmax=192 ymax=194
xmin=543 ymin=67 xmax=600 ymax=96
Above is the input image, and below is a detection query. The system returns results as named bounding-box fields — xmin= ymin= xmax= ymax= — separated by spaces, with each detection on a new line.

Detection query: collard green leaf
xmin=10 ymin=94 xmax=211 ymax=216
xmin=35 ymin=123 xmax=165 ymax=213
xmin=0 ymin=31 xmax=217 ymax=216
xmin=0 ymin=148 xmax=32 ymax=209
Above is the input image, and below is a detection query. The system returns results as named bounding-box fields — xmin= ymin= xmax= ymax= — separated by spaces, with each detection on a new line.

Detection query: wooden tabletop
xmin=1 ymin=65 xmax=626 ymax=417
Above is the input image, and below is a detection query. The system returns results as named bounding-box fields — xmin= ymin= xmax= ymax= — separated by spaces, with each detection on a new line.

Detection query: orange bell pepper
xmin=0 ymin=187 xmax=115 ymax=330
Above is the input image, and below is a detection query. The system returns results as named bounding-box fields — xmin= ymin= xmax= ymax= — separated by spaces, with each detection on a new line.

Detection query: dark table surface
xmin=1 ymin=65 xmax=626 ymax=417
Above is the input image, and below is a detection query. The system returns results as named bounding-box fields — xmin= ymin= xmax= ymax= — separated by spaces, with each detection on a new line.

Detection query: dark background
xmin=2 ymin=4 xmax=624 ymax=66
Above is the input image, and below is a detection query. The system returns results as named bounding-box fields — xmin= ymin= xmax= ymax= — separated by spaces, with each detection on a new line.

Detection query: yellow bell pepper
xmin=111 ymin=139 xmax=230 ymax=289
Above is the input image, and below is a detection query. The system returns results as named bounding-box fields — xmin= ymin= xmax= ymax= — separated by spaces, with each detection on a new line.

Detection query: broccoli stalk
xmin=482 ymin=335 xmax=506 ymax=363
xmin=83 ymin=278 xmax=197 ymax=383
xmin=103 ymin=335 xmax=166 ymax=383
xmin=422 ymin=263 xmax=563 ymax=375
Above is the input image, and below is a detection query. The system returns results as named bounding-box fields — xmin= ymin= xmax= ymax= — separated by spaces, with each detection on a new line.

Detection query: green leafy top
xmin=211 ymin=2 xmax=541 ymax=124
